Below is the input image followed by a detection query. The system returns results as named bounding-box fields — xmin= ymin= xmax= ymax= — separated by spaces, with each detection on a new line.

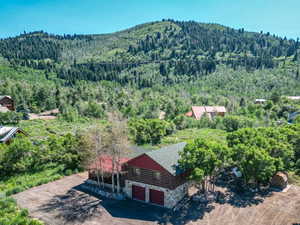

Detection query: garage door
xmin=149 ymin=189 xmax=164 ymax=206
xmin=132 ymin=185 xmax=145 ymax=201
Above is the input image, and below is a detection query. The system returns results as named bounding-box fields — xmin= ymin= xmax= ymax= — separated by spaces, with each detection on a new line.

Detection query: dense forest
xmin=1 ymin=20 xmax=299 ymax=87
xmin=1 ymin=20 xmax=300 ymax=224
xmin=0 ymin=20 xmax=299 ymax=122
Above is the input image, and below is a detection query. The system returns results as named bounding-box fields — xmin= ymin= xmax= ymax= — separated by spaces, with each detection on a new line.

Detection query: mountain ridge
xmin=0 ymin=19 xmax=299 ymax=88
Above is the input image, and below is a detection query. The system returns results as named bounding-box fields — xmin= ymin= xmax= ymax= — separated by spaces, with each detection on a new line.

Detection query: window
xmin=134 ymin=168 xmax=141 ymax=176
xmin=155 ymin=172 xmax=161 ymax=180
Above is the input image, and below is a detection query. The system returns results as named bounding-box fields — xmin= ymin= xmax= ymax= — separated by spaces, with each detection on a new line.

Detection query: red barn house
xmin=87 ymin=143 xmax=189 ymax=208
xmin=123 ymin=142 xmax=189 ymax=208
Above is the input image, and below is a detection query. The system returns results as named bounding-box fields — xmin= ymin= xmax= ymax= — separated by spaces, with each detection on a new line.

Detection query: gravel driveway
xmin=13 ymin=173 xmax=300 ymax=225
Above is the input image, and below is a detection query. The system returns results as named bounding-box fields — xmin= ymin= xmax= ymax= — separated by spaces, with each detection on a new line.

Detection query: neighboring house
xmin=287 ymin=96 xmax=300 ymax=101
xmin=158 ymin=111 xmax=166 ymax=120
xmin=0 ymin=126 xmax=25 ymax=144
xmin=0 ymin=96 xmax=15 ymax=111
xmin=0 ymin=105 xmax=10 ymax=113
xmin=255 ymin=99 xmax=267 ymax=104
xmin=185 ymin=106 xmax=226 ymax=120
xmin=88 ymin=143 xmax=189 ymax=208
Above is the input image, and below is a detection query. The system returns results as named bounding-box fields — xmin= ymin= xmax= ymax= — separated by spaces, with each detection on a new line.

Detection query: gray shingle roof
xmin=0 ymin=127 xmax=21 ymax=143
xmin=127 ymin=145 xmax=153 ymax=158
xmin=146 ymin=142 xmax=186 ymax=176
xmin=0 ymin=96 xmax=11 ymax=101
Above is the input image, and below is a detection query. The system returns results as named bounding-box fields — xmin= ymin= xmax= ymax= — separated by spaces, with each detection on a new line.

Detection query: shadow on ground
xmin=39 ymin=188 xmax=103 ymax=223
xmin=215 ymin=172 xmax=274 ymax=208
xmin=38 ymin=179 xmax=275 ymax=225
xmin=75 ymin=183 xmax=215 ymax=225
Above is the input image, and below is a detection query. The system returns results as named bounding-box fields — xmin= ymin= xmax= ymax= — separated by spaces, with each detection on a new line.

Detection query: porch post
xmin=145 ymin=186 xmax=150 ymax=203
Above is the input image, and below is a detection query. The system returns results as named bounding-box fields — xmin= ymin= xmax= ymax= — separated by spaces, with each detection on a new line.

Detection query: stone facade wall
xmin=165 ymin=182 xmax=189 ymax=208
xmin=124 ymin=180 xmax=189 ymax=208
xmin=82 ymin=179 xmax=125 ymax=200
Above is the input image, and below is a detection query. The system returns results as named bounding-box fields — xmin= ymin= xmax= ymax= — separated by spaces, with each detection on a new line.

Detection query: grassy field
xmin=0 ymin=167 xmax=65 ymax=197
xmin=19 ymin=118 xmax=107 ymax=139
xmin=162 ymin=128 xmax=227 ymax=144
xmin=142 ymin=128 xmax=227 ymax=149
xmin=0 ymin=166 xmax=69 ymax=225
xmin=0 ymin=64 xmax=57 ymax=82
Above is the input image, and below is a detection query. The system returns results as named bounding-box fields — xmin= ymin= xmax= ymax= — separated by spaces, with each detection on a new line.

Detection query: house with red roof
xmin=0 ymin=96 xmax=15 ymax=111
xmin=185 ymin=106 xmax=226 ymax=120
xmin=88 ymin=155 xmax=131 ymax=189
xmin=87 ymin=143 xmax=189 ymax=208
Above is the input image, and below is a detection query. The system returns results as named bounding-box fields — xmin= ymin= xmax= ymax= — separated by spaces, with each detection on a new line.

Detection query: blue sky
xmin=0 ymin=0 xmax=299 ymax=39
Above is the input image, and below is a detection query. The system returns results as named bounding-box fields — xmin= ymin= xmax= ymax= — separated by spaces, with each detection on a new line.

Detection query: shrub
xmin=222 ymin=115 xmax=255 ymax=132
xmin=129 ymin=118 xmax=175 ymax=144
xmin=0 ymin=111 xmax=23 ymax=125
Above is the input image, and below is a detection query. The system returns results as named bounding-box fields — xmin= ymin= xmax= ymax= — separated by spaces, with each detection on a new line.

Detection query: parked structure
xmin=0 ymin=105 xmax=10 ymax=113
xmin=255 ymin=99 xmax=267 ymax=104
xmin=158 ymin=111 xmax=166 ymax=120
xmin=185 ymin=106 xmax=226 ymax=120
xmin=287 ymin=96 xmax=300 ymax=101
xmin=270 ymin=172 xmax=288 ymax=190
xmin=0 ymin=96 xmax=15 ymax=111
xmin=88 ymin=143 xmax=189 ymax=208
xmin=0 ymin=126 xmax=25 ymax=144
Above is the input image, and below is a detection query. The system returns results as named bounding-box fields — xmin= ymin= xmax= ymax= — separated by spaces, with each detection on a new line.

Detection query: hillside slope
xmin=1 ymin=20 xmax=299 ymax=87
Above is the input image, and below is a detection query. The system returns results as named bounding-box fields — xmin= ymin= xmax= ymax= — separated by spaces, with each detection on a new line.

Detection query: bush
xmin=0 ymin=111 xmax=23 ymax=125
xmin=59 ymin=105 xmax=80 ymax=122
xmin=0 ymin=197 xmax=44 ymax=225
xmin=173 ymin=114 xmax=217 ymax=130
xmin=64 ymin=169 xmax=73 ymax=176
xmin=0 ymin=133 xmax=90 ymax=178
xmin=129 ymin=118 xmax=175 ymax=144
xmin=222 ymin=115 xmax=255 ymax=132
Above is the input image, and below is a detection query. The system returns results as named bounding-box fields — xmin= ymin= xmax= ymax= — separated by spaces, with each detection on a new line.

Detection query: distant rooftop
xmin=0 ymin=96 xmax=12 ymax=101
xmin=0 ymin=126 xmax=21 ymax=143
xmin=287 ymin=96 xmax=300 ymax=100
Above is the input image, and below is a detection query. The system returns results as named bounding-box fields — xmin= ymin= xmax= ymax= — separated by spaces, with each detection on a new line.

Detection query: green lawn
xmin=0 ymin=197 xmax=43 ymax=225
xmin=0 ymin=167 xmax=68 ymax=225
xmin=0 ymin=118 xmax=107 ymax=225
xmin=0 ymin=167 xmax=65 ymax=197
xmin=19 ymin=118 xmax=107 ymax=139
xmin=142 ymin=128 xmax=227 ymax=149
xmin=162 ymin=128 xmax=227 ymax=145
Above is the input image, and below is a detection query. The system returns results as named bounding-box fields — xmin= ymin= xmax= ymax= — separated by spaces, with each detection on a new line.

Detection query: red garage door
xmin=132 ymin=185 xmax=145 ymax=201
xmin=149 ymin=189 xmax=164 ymax=206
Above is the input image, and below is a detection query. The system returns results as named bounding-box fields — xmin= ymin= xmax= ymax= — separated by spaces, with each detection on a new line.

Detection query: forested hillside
xmin=0 ymin=19 xmax=299 ymax=124
xmin=1 ymin=20 xmax=300 ymax=224
xmin=1 ymin=19 xmax=299 ymax=87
